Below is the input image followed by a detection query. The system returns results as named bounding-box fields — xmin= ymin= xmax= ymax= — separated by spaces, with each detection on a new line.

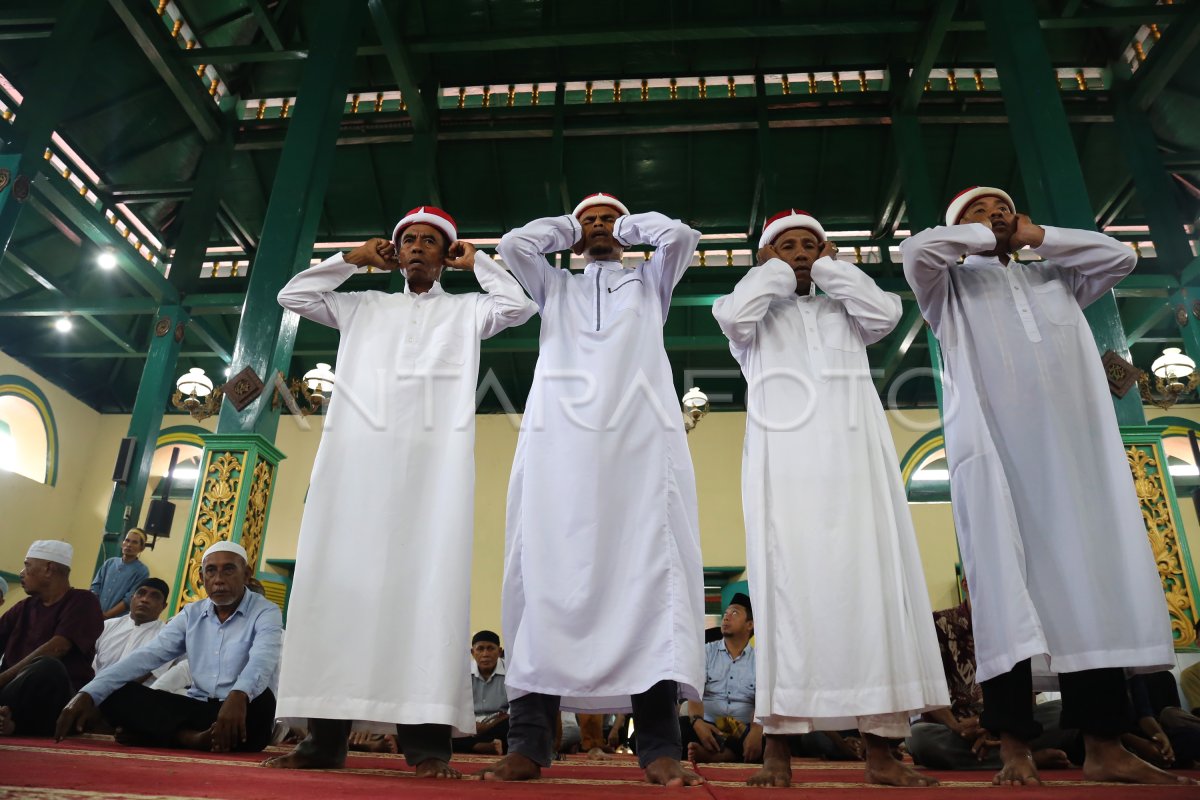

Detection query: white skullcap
xmin=572 ymin=192 xmax=631 ymax=218
xmin=945 ymin=186 xmax=1015 ymax=226
xmin=27 ymin=540 xmax=73 ymax=568
xmin=201 ymin=540 xmax=248 ymax=564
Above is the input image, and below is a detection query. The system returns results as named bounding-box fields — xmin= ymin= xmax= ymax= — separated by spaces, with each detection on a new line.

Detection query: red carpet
xmin=1 ymin=736 xmax=1198 ymax=799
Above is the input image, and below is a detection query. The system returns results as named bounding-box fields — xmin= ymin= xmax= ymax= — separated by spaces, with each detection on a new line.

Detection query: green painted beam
xmin=1130 ymin=1 xmax=1200 ymax=111
xmin=188 ymin=316 xmax=232 ymax=363
xmin=100 ymin=183 xmax=194 ymax=202
xmin=984 ymin=0 xmax=1142 ymax=425
xmin=1123 ymin=299 xmax=1171 ymax=347
xmin=875 ymin=302 xmax=925 ymax=391
xmin=168 ymin=131 xmax=235 ymax=296
xmin=217 ymin=0 xmax=368 ymax=439
xmin=0 ymin=0 xmax=105 ymax=258
xmin=30 ymin=171 xmax=179 ymax=303
xmin=366 ymin=0 xmax=431 ymax=133
xmin=900 ymin=0 xmax=958 ymax=112
xmin=244 ymin=0 xmax=285 ymax=50
xmin=102 ymin=303 xmax=189 ymax=560
xmin=1113 ymin=69 xmax=1195 ymax=275
xmin=107 ymin=0 xmax=222 ymax=141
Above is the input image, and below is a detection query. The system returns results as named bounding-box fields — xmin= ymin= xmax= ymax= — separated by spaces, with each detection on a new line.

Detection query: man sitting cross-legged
xmin=55 ymin=541 xmax=282 ymax=753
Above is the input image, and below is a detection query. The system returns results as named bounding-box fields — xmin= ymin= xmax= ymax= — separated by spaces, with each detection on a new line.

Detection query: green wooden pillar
xmin=216 ymin=0 xmax=368 ymax=440
xmin=982 ymin=0 xmax=1144 ymax=426
xmin=170 ymin=434 xmax=285 ymax=614
xmin=98 ymin=304 xmax=189 ymax=567
xmin=0 ymin=0 xmax=106 ymax=256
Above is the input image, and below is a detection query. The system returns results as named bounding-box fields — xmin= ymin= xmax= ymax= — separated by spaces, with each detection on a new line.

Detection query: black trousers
xmin=293 ymin=718 xmax=452 ymax=767
xmin=98 ymin=681 xmax=277 ymax=752
xmin=980 ymin=658 xmax=1132 ymax=740
xmin=508 ymin=680 xmax=680 ymax=769
xmin=452 ymin=719 xmax=509 ymax=753
xmin=678 ymin=716 xmax=755 ymax=761
xmin=0 ymin=656 xmax=73 ymax=736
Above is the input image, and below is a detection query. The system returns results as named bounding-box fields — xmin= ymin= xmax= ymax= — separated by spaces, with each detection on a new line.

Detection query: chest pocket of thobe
xmin=1028 ymin=279 xmax=1080 ymax=327
xmin=816 ymin=308 xmax=864 ymax=352
xmin=606 ymin=276 xmax=645 ymax=322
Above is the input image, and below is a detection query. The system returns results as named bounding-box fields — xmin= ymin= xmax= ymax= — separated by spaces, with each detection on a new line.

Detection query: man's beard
xmin=587 ymin=243 xmax=616 ymax=258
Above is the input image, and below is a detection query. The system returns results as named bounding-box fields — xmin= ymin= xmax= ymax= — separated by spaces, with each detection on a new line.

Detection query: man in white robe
xmin=902 ymin=186 xmax=1189 ymax=787
xmin=92 ymin=578 xmax=169 ymax=676
xmin=263 ymin=206 xmax=536 ymax=778
xmin=713 ymin=209 xmax=950 ymax=788
xmin=481 ymin=194 xmax=706 ymax=786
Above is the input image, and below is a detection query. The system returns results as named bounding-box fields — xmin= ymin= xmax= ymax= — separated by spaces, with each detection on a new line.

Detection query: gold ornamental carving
xmin=1127 ymin=443 xmax=1199 ymax=649
xmin=175 ymin=450 xmax=247 ymax=613
xmin=239 ymin=458 xmax=274 ymax=574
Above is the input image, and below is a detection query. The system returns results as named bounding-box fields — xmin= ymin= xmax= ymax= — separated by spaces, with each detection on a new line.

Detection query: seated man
xmin=906 ymin=583 xmax=1078 ymax=770
xmin=0 ymin=576 xmax=8 ymax=609
xmin=55 ymin=541 xmax=282 ymax=753
xmin=682 ymin=593 xmax=762 ymax=764
xmin=1124 ymin=671 xmax=1200 ymax=770
xmin=91 ymin=529 xmax=150 ymax=620
xmin=0 ymin=541 xmax=104 ymax=737
xmin=93 ymin=578 xmax=170 ymax=675
xmin=453 ymin=630 xmax=509 ymax=755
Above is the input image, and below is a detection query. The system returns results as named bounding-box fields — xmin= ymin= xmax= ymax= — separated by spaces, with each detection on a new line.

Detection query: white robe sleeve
xmin=712 ymin=259 xmax=797 ymax=356
xmin=810 ymin=256 xmax=903 ymax=345
xmin=496 ymin=215 xmax=580 ymax=311
xmin=472 ymin=251 xmax=539 ymax=340
xmin=1030 ymin=225 xmax=1138 ymax=309
xmin=900 ymin=223 xmax=997 ymax=337
xmin=615 ymin=211 xmax=702 ymax=319
xmin=276 ymin=253 xmax=361 ymax=330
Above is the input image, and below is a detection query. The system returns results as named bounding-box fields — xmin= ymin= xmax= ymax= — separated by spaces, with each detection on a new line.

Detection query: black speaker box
xmin=144 ymin=498 xmax=176 ymax=536
xmin=112 ymin=437 xmax=136 ymax=483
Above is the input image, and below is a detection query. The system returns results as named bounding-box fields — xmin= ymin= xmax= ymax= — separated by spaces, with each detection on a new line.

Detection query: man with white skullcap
xmin=902 ymin=189 xmax=1188 ymax=787
xmin=264 ymin=207 xmax=535 ymax=778
xmin=0 ymin=540 xmax=102 ymax=737
xmin=483 ymin=195 xmax=706 ymax=786
xmin=56 ymin=540 xmax=283 ymax=753
xmin=712 ymin=210 xmax=949 ymax=787
xmin=0 ymin=576 xmax=8 ymax=608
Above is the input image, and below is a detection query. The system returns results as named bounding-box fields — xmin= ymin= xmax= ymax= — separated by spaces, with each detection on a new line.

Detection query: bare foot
xmin=0 ymin=707 xmax=14 ymax=736
xmin=414 ymin=758 xmax=460 ymax=779
xmin=261 ymin=748 xmax=344 ymax=769
xmin=993 ymin=735 xmax=1041 ymax=786
xmin=587 ymin=745 xmax=615 ymax=761
xmin=1033 ymin=748 xmax=1071 ymax=770
xmin=478 ymin=752 xmax=542 ymax=781
xmin=1081 ymin=735 xmax=1197 ymax=785
xmin=644 ymin=755 xmax=703 ymax=787
xmin=175 ymin=727 xmax=213 ymax=752
xmin=863 ymin=733 xmax=938 ymax=787
xmin=687 ymin=741 xmax=734 ymax=764
xmin=747 ymin=735 xmax=792 ymax=787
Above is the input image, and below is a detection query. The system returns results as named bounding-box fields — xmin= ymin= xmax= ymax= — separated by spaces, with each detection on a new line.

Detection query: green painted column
xmin=216 ymin=0 xmax=368 ymax=439
xmin=170 ymin=433 xmax=285 ymax=614
xmin=0 ymin=0 xmax=106 ymax=256
xmin=983 ymin=0 xmax=1144 ymax=425
xmin=98 ymin=304 xmax=189 ymax=567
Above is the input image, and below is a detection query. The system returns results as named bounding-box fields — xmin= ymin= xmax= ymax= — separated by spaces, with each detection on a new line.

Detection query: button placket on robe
xmin=797 ymin=297 xmax=827 ymax=377
xmin=1006 ymin=269 xmax=1042 ymax=343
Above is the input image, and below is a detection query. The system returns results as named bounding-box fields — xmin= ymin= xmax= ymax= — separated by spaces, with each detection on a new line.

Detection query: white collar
xmin=403 ymin=280 xmax=446 ymax=297
xmin=583 ymin=260 xmax=630 ymax=275
xmin=471 ymin=657 xmax=506 ymax=679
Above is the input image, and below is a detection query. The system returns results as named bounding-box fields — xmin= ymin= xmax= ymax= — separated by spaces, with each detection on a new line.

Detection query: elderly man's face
xmin=772 ymin=228 xmax=822 ymax=290
xmin=121 ymin=531 xmax=146 ymax=560
xmin=396 ymin=222 xmax=447 ymax=285
xmin=720 ymin=603 xmax=753 ymax=638
xmin=472 ymin=640 xmax=500 ymax=673
xmin=19 ymin=557 xmax=52 ymax=596
xmin=577 ymin=205 xmax=624 ymax=260
xmin=202 ymin=551 xmax=249 ymax=608
xmin=130 ymin=585 xmax=167 ymax=623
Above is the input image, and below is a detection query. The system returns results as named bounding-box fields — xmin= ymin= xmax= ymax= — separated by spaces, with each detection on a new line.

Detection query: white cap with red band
xmin=572 ymin=192 xmax=631 ymax=218
xmin=759 ymin=209 xmax=826 ymax=249
xmin=945 ymin=186 xmax=1015 ymax=226
xmin=391 ymin=206 xmax=458 ymax=247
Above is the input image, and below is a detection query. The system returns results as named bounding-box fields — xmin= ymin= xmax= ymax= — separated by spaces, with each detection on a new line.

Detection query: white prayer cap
xmin=26 ymin=540 xmax=73 ymax=568
xmin=572 ymin=192 xmax=630 ymax=219
xmin=201 ymin=540 xmax=248 ymax=564
xmin=759 ymin=208 xmax=826 ymax=249
xmin=0 ymin=576 xmax=8 ymax=597
xmin=945 ymin=185 xmax=1015 ymax=226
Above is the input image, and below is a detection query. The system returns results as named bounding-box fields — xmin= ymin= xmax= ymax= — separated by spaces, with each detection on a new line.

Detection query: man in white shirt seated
xmin=93 ymin=578 xmax=170 ymax=676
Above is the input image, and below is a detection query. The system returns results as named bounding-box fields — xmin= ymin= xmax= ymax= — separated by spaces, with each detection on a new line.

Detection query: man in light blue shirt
xmin=55 ymin=540 xmax=282 ymax=753
xmin=684 ymin=593 xmax=760 ymax=763
xmin=90 ymin=529 xmax=150 ymax=619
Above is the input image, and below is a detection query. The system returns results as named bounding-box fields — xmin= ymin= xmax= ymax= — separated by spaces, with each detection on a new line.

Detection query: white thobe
xmin=275 ymin=252 xmax=537 ymax=733
xmin=713 ymin=257 xmax=949 ymax=734
xmin=901 ymin=223 xmax=1174 ymax=684
xmin=497 ymin=213 xmax=706 ymax=712
xmin=93 ymin=615 xmax=167 ymax=676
